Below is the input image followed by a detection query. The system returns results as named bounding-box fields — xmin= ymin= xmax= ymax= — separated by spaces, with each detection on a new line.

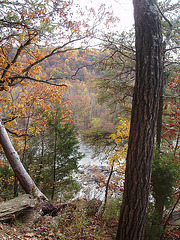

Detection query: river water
xmin=73 ymin=144 xmax=108 ymax=201
xmin=78 ymin=144 xmax=107 ymax=167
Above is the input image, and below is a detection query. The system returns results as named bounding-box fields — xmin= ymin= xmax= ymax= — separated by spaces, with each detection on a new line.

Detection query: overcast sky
xmin=76 ymin=0 xmax=134 ymax=32
xmin=76 ymin=0 xmax=179 ymax=32
xmin=101 ymin=0 xmax=134 ymax=31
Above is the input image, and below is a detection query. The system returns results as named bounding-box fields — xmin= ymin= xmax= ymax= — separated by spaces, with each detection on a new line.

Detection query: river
xmin=72 ymin=144 xmax=109 ymax=201
xmin=78 ymin=144 xmax=107 ymax=167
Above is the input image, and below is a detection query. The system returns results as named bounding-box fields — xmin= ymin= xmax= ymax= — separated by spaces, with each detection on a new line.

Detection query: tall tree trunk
xmin=13 ymin=173 xmax=19 ymax=198
xmin=51 ymin=129 xmax=57 ymax=200
xmin=99 ymin=163 xmax=114 ymax=215
xmin=22 ymin=114 xmax=30 ymax=165
xmin=156 ymin=87 xmax=164 ymax=150
xmin=0 ymin=119 xmax=48 ymax=201
xmin=154 ymin=8 xmax=179 ymax=231
xmin=116 ymin=1 xmax=163 ymax=239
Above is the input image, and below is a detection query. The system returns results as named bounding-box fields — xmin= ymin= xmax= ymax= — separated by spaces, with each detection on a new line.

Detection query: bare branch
xmin=164 ymin=15 xmax=180 ymax=48
xmin=6 ymin=128 xmax=30 ymax=137
xmin=22 ymin=37 xmax=87 ymax=74
xmin=0 ymin=67 xmax=68 ymax=88
xmin=1 ymin=35 xmax=36 ymax=80
xmin=165 ymin=46 xmax=180 ymax=52
xmin=70 ymin=62 xmax=97 ymax=79
xmin=9 ymin=75 xmax=68 ymax=88
xmin=2 ymin=116 xmax=18 ymax=124
xmin=156 ymin=3 xmax=172 ymax=27
xmin=162 ymin=194 xmax=180 ymax=235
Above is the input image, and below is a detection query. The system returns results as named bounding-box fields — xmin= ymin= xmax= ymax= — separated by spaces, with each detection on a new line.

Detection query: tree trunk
xmin=13 ymin=173 xmax=19 ymax=198
xmin=116 ymin=0 xmax=163 ymax=239
xmin=0 ymin=119 xmax=48 ymax=202
xmin=156 ymin=88 xmax=164 ymax=150
xmin=36 ymin=131 xmax=45 ymax=184
xmin=51 ymin=129 xmax=57 ymax=200
xmin=99 ymin=164 xmax=114 ymax=215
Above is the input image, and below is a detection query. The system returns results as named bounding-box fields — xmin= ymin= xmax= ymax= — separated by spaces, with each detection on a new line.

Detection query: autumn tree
xmin=99 ymin=117 xmax=130 ymax=214
xmin=147 ymin=2 xmax=180 ymax=236
xmin=0 ymin=0 xmax=115 ymax=198
xmin=94 ymin=30 xmax=135 ymax=116
xmin=116 ymin=0 xmax=163 ymax=239
xmin=0 ymin=0 xmax=116 ymax=209
xmin=26 ymin=107 xmax=83 ymax=201
xmin=86 ymin=0 xmax=178 ymax=237
xmin=0 ymin=0 xmax=75 ymax=201
xmin=156 ymin=0 xmax=180 ymax=150
xmin=146 ymin=76 xmax=180 ymax=239
xmin=162 ymin=76 xmax=180 ymax=158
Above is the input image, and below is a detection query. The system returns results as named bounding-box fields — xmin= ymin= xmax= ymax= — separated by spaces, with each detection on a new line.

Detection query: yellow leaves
xmin=40 ymin=17 xmax=49 ymax=25
xmin=0 ymin=175 xmax=14 ymax=185
xmin=1 ymin=76 xmax=71 ymax=146
xmin=0 ymin=159 xmax=6 ymax=167
xmin=35 ymin=50 xmax=42 ymax=60
xmin=106 ymin=117 xmax=130 ymax=179
xmin=109 ymin=118 xmax=130 ymax=145
xmin=19 ymin=29 xmax=27 ymax=41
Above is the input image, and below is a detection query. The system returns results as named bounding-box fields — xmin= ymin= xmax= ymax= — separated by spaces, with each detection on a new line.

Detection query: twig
xmin=161 ymin=194 xmax=180 ymax=239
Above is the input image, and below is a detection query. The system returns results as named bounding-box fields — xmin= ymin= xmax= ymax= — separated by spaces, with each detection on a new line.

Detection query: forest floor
xmin=0 ymin=199 xmax=118 ymax=240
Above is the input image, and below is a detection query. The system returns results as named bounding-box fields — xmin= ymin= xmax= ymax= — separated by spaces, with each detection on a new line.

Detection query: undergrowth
xmin=33 ymin=198 xmax=120 ymax=240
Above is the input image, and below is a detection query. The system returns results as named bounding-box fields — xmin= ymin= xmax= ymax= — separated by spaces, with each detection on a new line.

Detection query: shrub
xmin=0 ymin=163 xmax=14 ymax=201
xmin=103 ymin=198 xmax=121 ymax=221
xmin=86 ymin=199 xmax=102 ymax=216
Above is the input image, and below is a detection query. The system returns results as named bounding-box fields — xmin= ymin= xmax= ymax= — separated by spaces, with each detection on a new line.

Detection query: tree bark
xmin=51 ymin=129 xmax=57 ymax=200
xmin=156 ymin=87 xmax=164 ymax=150
xmin=0 ymin=119 xmax=48 ymax=202
xmin=99 ymin=164 xmax=114 ymax=215
xmin=116 ymin=0 xmax=163 ymax=239
xmin=13 ymin=173 xmax=19 ymax=198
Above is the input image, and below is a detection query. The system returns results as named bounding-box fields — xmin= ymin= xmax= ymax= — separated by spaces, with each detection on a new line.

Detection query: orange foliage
xmin=162 ymin=76 xmax=180 ymax=159
xmin=0 ymin=79 xmax=71 ymax=154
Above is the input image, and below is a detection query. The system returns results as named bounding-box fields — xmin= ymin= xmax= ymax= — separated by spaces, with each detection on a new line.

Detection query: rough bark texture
xmin=156 ymin=88 xmax=164 ymax=149
xmin=116 ymin=0 xmax=163 ymax=239
xmin=0 ymin=119 xmax=48 ymax=201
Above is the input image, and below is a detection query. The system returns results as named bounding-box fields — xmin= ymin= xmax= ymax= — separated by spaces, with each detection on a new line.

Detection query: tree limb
xmin=22 ymin=37 xmax=86 ymax=74
xmin=9 ymin=75 xmax=68 ymax=87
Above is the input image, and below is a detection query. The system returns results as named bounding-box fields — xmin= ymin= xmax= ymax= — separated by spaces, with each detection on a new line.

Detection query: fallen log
xmin=41 ymin=202 xmax=76 ymax=216
xmin=0 ymin=119 xmax=58 ymax=215
xmin=0 ymin=194 xmax=35 ymax=222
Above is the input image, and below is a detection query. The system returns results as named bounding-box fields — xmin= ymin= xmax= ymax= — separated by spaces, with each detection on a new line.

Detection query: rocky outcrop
xmin=0 ymin=194 xmax=36 ymax=222
xmin=73 ymin=164 xmax=111 ymax=200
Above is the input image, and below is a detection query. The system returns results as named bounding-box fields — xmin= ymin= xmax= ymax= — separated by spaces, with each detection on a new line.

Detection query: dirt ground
xmin=0 ymin=221 xmax=57 ymax=240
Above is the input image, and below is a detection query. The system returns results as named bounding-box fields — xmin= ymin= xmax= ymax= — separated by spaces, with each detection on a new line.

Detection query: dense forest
xmin=0 ymin=0 xmax=179 ymax=239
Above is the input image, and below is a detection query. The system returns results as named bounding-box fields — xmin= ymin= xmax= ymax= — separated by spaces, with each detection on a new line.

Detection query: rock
xmin=78 ymin=168 xmax=84 ymax=174
xmin=0 ymin=194 xmax=36 ymax=222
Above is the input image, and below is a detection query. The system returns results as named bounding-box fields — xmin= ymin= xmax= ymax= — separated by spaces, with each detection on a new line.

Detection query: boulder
xmin=0 ymin=194 xmax=36 ymax=222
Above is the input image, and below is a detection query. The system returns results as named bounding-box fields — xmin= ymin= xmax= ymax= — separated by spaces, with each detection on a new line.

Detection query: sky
xmin=76 ymin=0 xmax=179 ymax=32
xmin=95 ymin=0 xmax=134 ymax=31
xmin=76 ymin=0 xmax=134 ymax=32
